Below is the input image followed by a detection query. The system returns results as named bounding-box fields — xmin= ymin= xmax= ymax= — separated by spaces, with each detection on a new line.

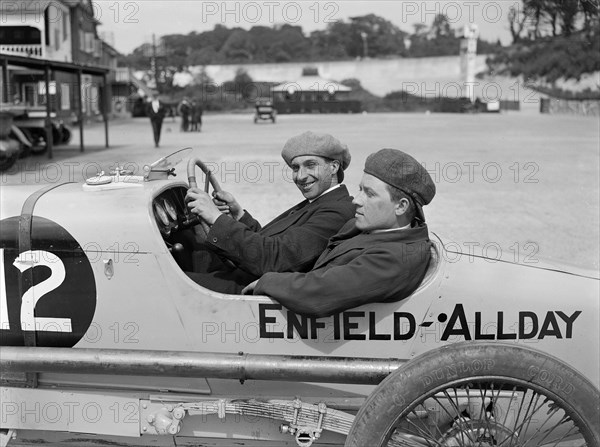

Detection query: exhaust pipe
xmin=0 ymin=347 xmax=404 ymax=385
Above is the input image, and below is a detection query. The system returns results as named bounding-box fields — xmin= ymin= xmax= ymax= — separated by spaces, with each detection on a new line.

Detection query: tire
xmin=18 ymin=128 xmax=39 ymax=156
xmin=346 ymin=342 xmax=600 ymax=447
xmin=52 ymin=126 xmax=62 ymax=144
xmin=25 ymin=129 xmax=47 ymax=155
xmin=0 ymin=149 xmax=19 ymax=172
xmin=60 ymin=127 xmax=72 ymax=144
xmin=18 ymin=141 xmax=31 ymax=159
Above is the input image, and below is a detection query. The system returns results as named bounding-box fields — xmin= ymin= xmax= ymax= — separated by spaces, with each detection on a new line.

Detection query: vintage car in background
xmin=0 ymin=111 xmax=29 ymax=172
xmin=0 ymin=148 xmax=598 ymax=446
xmin=5 ymin=105 xmax=72 ymax=155
xmin=254 ymin=98 xmax=277 ymax=123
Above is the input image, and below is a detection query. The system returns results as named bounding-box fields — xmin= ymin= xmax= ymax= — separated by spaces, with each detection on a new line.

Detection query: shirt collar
xmin=371 ymin=223 xmax=412 ymax=234
xmin=308 ymin=184 xmax=341 ymax=203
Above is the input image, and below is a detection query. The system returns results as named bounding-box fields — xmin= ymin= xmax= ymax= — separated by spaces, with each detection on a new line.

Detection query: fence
xmin=540 ymin=98 xmax=599 ymax=116
xmin=274 ymin=100 xmax=362 ymax=114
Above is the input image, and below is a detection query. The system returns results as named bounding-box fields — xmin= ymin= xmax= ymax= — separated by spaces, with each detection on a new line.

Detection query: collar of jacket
xmin=294 ymin=184 xmax=350 ymax=211
xmin=329 ymin=218 xmax=430 ymax=245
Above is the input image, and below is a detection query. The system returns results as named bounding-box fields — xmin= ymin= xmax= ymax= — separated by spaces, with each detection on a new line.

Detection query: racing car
xmin=1 ymin=148 xmax=598 ymax=446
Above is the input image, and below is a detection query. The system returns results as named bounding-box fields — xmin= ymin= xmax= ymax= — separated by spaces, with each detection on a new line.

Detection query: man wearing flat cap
xmin=185 ymin=131 xmax=355 ymax=294
xmin=243 ymin=148 xmax=436 ymax=318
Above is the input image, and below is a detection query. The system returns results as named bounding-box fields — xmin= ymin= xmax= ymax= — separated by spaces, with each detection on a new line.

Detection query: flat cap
xmin=281 ymin=131 xmax=351 ymax=180
xmin=364 ymin=149 xmax=436 ymax=222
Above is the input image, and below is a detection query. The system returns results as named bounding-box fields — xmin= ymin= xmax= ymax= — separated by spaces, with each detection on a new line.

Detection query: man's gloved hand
xmin=212 ymin=190 xmax=244 ymax=220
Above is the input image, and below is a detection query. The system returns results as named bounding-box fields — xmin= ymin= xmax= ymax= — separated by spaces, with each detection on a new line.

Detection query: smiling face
xmin=353 ymin=173 xmax=409 ymax=232
xmin=291 ymin=155 xmax=339 ymax=200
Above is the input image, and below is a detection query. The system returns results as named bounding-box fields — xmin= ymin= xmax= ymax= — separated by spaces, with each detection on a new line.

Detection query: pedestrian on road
xmin=146 ymin=91 xmax=167 ymax=148
xmin=191 ymin=99 xmax=203 ymax=132
xmin=178 ymin=97 xmax=192 ymax=132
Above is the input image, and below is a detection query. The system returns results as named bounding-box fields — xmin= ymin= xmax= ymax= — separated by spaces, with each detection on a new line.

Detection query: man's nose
xmin=296 ymin=167 xmax=308 ymax=180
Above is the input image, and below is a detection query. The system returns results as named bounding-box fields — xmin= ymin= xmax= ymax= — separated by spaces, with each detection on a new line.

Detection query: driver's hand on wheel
xmin=212 ymin=190 xmax=244 ymax=220
xmin=185 ymin=188 xmax=222 ymax=225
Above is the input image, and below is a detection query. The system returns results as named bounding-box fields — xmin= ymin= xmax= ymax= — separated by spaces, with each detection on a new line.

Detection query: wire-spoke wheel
xmin=346 ymin=343 xmax=599 ymax=447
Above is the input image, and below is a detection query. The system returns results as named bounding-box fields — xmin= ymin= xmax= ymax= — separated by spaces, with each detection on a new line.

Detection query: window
xmin=61 ymin=83 xmax=71 ymax=110
xmin=79 ymin=29 xmax=85 ymax=51
xmin=85 ymin=32 xmax=95 ymax=53
xmin=54 ymin=28 xmax=60 ymax=51
xmin=94 ymin=39 xmax=102 ymax=57
xmin=62 ymin=11 xmax=69 ymax=41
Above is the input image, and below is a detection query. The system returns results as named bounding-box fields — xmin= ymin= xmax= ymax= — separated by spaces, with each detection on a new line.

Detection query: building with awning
xmin=0 ymin=0 xmax=113 ymax=156
xmin=270 ymin=67 xmax=360 ymax=114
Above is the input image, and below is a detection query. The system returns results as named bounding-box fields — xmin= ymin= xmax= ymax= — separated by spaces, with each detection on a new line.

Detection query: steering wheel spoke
xmin=185 ymin=157 xmax=224 ymax=238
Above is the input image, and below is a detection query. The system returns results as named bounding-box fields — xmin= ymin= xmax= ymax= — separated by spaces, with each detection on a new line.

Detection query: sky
xmin=96 ymin=1 xmax=519 ymax=54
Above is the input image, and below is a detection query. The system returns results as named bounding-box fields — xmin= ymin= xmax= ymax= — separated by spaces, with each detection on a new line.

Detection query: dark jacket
xmin=254 ymin=219 xmax=432 ymax=318
xmin=190 ymin=185 xmax=355 ymax=293
xmin=146 ymin=101 xmax=167 ymax=121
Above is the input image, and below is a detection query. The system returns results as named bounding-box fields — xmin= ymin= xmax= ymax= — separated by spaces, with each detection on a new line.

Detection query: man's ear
xmin=395 ymin=198 xmax=410 ymax=216
xmin=330 ymin=160 xmax=340 ymax=176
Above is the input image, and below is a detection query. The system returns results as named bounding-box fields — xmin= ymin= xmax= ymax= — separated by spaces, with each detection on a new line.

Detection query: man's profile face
xmin=290 ymin=155 xmax=335 ymax=200
xmin=353 ymin=173 xmax=399 ymax=231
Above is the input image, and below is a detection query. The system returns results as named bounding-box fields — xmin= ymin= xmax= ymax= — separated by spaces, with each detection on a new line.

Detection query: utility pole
xmin=460 ymin=24 xmax=478 ymax=103
xmin=360 ymin=32 xmax=368 ymax=59
xmin=152 ymin=34 xmax=159 ymax=93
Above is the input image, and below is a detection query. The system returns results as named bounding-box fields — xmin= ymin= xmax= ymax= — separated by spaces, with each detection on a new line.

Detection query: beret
xmin=281 ymin=131 xmax=351 ymax=172
xmin=364 ymin=148 xmax=436 ymax=222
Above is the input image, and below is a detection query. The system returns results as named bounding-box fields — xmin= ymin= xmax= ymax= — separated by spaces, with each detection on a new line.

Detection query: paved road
xmin=1 ymin=111 xmax=598 ymax=270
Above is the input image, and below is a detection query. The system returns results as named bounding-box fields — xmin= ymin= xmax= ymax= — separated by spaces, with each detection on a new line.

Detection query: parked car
xmin=0 ymin=148 xmax=598 ymax=446
xmin=0 ymin=110 xmax=31 ymax=171
xmin=254 ymin=98 xmax=277 ymax=123
xmin=7 ymin=105 xmax=72 ymax=154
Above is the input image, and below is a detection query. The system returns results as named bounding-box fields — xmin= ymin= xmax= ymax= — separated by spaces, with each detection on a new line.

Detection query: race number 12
xmin=0 ymin=249 xmax=72 ymax=332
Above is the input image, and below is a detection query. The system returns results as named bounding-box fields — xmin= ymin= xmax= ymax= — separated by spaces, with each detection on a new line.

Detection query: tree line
xmin=120 ymin=13 xmax=501 ymax=70
xmin=122 ymin=3 xmax=599 ymax=96
xmin=488 ymin=0 xmax=599 ymax=84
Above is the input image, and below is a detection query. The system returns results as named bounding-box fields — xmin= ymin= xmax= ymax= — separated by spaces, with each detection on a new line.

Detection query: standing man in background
xmin=191 ymin=99 xmax=203 ymax=132
xmin=178 ymin=97 xmax=192 ymax=132
xmin=146 ymin=91 xmax=167 ymax=148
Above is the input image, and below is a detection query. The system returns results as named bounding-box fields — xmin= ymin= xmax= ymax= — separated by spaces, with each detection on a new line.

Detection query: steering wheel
xmin=184 ymin=157 xmax=223 ymax=238
xmin=187 ymin=157 xmax=222 ymax=193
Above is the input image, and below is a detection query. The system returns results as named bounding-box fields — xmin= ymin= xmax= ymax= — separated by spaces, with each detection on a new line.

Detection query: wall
xmin=195 ymin=57 xmax=597 ymax=108
xmin=198 ymin=56 xmax=490 ymax=98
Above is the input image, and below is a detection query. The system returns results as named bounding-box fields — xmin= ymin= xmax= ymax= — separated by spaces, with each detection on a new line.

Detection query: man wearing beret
xmin=185 ymin=131 xmax=355 ymax=294
xmin=243 ymin=148 xmax=436 ymax=318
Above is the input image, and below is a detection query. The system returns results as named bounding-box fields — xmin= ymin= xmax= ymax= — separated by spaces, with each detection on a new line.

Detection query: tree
xmin=348 ymin=14 xmax=407 ymax=58
xmin=407 ymin=14 xmax=461 ymax=57
xmin=491 ymin=0 xmax=599 ymax=83
xmin=431 ymin=14 xmax=452 ymax=38
xmin=509 ymin=0 xmax=598 ymax=42
xmin=188 ymin=46 xmax=221 ymax=65
xmin=222 ymin=68 xmax=255 ymax=102
xmin=310 ymin=23 xmax=352 ymax=60
xmin=267 ymin=24 xmax=311 ymax=62
xmin=219 ymin=29 xmax=255 ymax=62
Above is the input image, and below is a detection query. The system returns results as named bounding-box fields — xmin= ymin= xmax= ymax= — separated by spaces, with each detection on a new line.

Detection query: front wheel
xmin=60 ymin=126 xmax=72 ymax=144
xmin=0 ymin=149 xmax=19 ymax=171
xmin=346 ymin=342 xmax=599 ymax=447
